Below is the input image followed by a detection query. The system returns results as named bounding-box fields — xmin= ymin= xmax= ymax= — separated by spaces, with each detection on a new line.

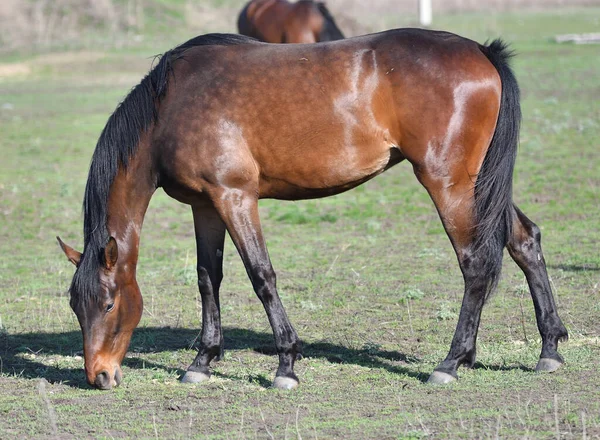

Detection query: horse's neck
xmin=105 ymin=139 xmax=156 ymax=270
xmin=251 ymin=0 xmax=279 ymax=22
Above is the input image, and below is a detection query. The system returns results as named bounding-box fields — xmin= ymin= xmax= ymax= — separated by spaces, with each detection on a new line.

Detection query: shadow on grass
xmin=1 ymin=326 xmax=429 ymax=388
xmin=549 ymin=264 xmax=600 ymax=272
xmin=470 ymin=361 xmax=533 ymax=373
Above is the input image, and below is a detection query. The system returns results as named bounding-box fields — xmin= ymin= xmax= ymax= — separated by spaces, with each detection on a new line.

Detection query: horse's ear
xmin=57 ymin=236 xmax=82 ymax=267
xmin=104 ymin=237 xmax=119 ymax=270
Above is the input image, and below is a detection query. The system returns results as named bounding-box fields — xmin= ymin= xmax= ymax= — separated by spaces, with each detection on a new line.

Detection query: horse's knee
xmin=525 ymin=222 xmax=542 ymax=256
xmin=509 ymin=218 xmax=543 ymax=267
xmin=529 ymin=221 xmax=541 ymax=242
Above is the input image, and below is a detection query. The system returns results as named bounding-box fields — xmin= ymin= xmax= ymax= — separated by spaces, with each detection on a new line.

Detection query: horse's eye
xmin=106 ymin=303 xmax=115 ymax=313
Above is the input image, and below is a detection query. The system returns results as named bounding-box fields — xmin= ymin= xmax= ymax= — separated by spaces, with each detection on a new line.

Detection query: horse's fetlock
xmin=463 ymin=348 xmax=477 ymax=368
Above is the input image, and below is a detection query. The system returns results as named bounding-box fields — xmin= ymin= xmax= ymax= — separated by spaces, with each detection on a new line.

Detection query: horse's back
xmin=156 ymin=30 xmax=501 ymax=201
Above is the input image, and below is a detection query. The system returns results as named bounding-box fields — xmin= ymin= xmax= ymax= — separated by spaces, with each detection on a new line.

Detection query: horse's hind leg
xmin=507 ymin=204 xmax=568 ymax=372
xmin=211 ymin=188 xmax=302 ymax=389
xmin=415 ymin=170 xmax=499 ymax=384
xmin=181 ymin=202 xmax=226 ymax=383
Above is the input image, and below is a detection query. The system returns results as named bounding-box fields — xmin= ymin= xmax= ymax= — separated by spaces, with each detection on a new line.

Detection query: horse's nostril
xmin=114 ymin=368 xmax=123 ymax=387
xmin=94 ymin=371 xmax=112 ymax=390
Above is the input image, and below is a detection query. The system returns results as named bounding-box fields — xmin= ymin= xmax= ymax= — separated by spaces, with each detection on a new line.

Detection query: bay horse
xmin=58 ymin=30 xmax=568 ymax=390
xmin=237 ymin=0 xmax=344 ymax=43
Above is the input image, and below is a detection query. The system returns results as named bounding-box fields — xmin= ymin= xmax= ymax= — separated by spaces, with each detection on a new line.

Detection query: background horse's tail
xmin=475 ymin=39 xmax=521 ymax=298
xmin=316 ymin=2 xmax=345 ymax=41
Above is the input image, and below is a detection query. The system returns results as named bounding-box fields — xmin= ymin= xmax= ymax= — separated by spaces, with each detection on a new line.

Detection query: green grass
xmin=1 ymin=6 xmax=599 ymax=439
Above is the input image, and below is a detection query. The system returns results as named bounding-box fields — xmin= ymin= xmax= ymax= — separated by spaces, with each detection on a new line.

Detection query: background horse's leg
xmin=181 ymin=203 xmax=226 ymax=383
xmin=507 ymin=204 xmax=568 ymax=372
xmin=415 ymin=170 xmax=503 ymax=384
xmin=213 ymin=189 xmax=302 ymax=389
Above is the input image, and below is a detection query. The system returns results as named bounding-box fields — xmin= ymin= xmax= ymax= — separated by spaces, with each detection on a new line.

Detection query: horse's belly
xmin=257 ymin=141 xmax=400 ymax=200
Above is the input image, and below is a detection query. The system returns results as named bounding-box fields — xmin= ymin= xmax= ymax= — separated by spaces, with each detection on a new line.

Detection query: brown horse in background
xmin=58 ymin=30 xmax=568 ymax=391
xmin=237 ymin=0 xmax=344 ymax=43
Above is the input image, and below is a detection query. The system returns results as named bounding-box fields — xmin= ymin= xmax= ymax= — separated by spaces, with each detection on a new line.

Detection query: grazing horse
xmin=237 ymin=0 xmax=344 ymax=43
xmin=58 ymin=30 xmax=568 ymax=390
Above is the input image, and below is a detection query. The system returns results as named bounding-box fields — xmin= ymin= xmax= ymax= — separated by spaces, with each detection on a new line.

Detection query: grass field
xmin=1 ymin=4 xmax=599 ymax=439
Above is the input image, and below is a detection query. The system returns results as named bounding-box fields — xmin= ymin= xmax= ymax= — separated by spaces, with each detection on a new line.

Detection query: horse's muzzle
xmin=92 ymin=368 xmax=122 ymax=390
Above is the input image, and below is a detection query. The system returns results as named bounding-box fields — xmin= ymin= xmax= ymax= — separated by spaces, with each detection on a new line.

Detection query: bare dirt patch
xmin=32 ymin=51 xmax=106 ymax=66
xmin=0 ymin=51 xmax=107 ymax=79
xmin=0 ymin=63 xmax=31 ymax=78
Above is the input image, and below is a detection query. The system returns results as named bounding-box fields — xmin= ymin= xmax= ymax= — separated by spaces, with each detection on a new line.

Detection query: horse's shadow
xmin=1 ymin=326 xmax=430 ymax=388
xmin=0 ymin=326 xmax=530 ymax=389
xmin=549 ymin=263 xmax=600 ymax=272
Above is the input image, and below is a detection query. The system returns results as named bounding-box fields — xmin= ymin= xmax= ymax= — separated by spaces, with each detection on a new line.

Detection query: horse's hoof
xmin=272 ymin=376 xmax=299 ymax=390
xmin=427 ymin=371 xmax=457 ymax=385
xmin=535 ymin=358 xmax=563 ymax=373
xmin=181 ymin=371 xmax=210 ymax=384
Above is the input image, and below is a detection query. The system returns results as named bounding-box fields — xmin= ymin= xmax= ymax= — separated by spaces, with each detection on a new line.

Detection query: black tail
xmin=475 ymin=39 xmax=521 ymax=297
xmin=316 ymin=2 xmax=345 ymax=41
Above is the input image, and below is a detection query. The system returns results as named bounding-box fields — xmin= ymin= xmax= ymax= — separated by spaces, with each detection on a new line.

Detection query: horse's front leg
xmin=212 ymin=187 xmax=302 ymax=389
xmin=181 ymin=202 xmax=226 ymax=383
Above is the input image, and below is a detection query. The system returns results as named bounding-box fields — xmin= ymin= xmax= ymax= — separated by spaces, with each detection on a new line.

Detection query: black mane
xmin=71 ymin=34 xmax=259 ymax=307
xmin=317 ymin=2 xmax=345 ymax=41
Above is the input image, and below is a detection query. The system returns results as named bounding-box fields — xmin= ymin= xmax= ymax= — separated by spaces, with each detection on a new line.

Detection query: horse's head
xmin=57 ymin=236 xmax=143 ymax=390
